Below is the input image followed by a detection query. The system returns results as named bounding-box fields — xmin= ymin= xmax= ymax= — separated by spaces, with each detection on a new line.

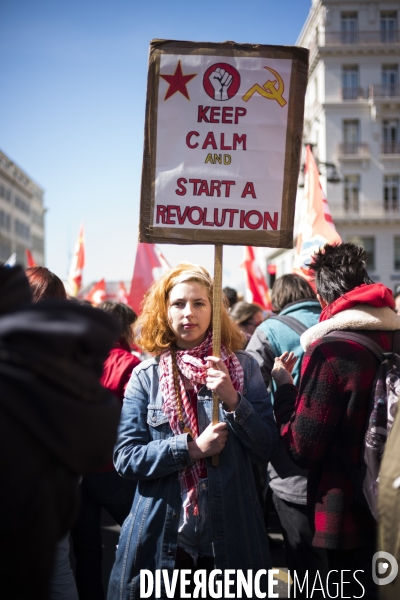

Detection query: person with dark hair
xmin=222 ymin=285 xmax=238 ymax=309
xmin=98 ymin=300 xmax=136 ymax=345
xmin=271 ymin=243 xmax=400 ymax=599
xmin=25 ymin=266 xmax=67 ymax=301
xmin=26 ymin=266 xmax=79 ymax=600
xmin=71 ymin=302 xmax=140 ymax=600
xmin=269 ymin=273 xmax=317 ymax=313
xmin=229 ymin=301 xmax=263 ymax=345
xmin=246 ymin=274 xmax=325 ymax=592
xmin=0 ymin=266 xmax=120 ymax=600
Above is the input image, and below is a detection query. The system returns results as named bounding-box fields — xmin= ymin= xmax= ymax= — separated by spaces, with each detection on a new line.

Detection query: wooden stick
xmin=211 ymin=244 xmax=223 ymax=466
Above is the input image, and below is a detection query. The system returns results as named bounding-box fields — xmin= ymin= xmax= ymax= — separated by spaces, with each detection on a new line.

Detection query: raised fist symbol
xmin=209 ymin=67 xmax=233 ymax=101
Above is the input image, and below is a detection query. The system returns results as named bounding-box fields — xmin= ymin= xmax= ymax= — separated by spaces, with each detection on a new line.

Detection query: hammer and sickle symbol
xmin=242 ymin=67 xmax=287 ymax=107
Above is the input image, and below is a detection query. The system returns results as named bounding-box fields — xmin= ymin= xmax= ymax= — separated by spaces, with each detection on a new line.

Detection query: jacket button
xmin=173 ymin=512 xmax=178 ymax=519
xmin=167 ymin=550 xmax=173 ymax=555
xmin=152 ymin=416 xmax=156 ymax=421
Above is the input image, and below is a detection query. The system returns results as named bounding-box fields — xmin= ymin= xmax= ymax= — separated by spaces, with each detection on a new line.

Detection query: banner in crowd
xmin=117 ymin=281 xmax=129 ymax=305
xmin=25 ymin=248 xmax=37 ymax=267
xmin=128 ymin=243 xmax=171 ymax=315
xmin=67 ymin=225 xmax=85 ymax=297
xmin=293 ymin=145 xmax=342 ymax=285
xmin=139 ymin=40 xmax=308 ymax=248
xmin=241 ymin=246 xmax=272 ymax=310
xmin=85 ymin=278 xmax=106 ymax=306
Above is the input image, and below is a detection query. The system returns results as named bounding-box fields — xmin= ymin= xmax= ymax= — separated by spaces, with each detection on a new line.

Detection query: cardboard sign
xmin=139 ymin=40 xmax=308 ymax=248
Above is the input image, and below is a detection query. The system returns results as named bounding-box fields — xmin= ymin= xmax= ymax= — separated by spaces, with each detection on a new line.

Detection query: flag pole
xmin=211 ymin=244 xmax=223 ymax=467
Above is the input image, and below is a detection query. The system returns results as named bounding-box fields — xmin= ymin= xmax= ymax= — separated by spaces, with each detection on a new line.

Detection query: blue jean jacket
xmin=107 ymin=350 xmax=278 ymax=600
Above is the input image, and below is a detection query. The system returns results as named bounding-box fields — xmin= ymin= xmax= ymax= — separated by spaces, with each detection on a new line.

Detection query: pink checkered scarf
xmin=159 ymin=331 xmax=244 ymax=517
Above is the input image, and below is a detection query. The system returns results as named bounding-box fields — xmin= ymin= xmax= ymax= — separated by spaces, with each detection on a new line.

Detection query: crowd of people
xmin=1 ymin=242 xmax=400 ymax=599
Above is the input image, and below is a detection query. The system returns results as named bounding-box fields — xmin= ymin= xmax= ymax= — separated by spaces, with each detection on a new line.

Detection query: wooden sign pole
xmin=211 ymin=243 xmax=223 ymax=467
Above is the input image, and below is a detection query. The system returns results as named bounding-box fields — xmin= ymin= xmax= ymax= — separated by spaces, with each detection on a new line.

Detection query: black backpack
xmin=326 ymin=329 xmax=400 ymax=520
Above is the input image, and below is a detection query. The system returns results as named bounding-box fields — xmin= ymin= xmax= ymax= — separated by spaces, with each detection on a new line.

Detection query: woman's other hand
xmin=271 ymin=351 xmax=297 ymax=387
xmin=188 ymin=422 xmax=228 ymax=460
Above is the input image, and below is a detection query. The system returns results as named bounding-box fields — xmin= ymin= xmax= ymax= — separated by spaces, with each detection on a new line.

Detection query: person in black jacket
xmin=0 ymin=266 xmax=120 ymax=600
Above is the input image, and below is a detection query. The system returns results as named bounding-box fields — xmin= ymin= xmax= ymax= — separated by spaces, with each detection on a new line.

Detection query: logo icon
xmin=160 ymin=61 xmax=197 ymax=101
xmin=203 ymin=63 xmax=241 ymax=101
xmin=372 ymin=551 xmax=398 ymax=585
xmin=242 ymin=66 xmax=287 ymax=107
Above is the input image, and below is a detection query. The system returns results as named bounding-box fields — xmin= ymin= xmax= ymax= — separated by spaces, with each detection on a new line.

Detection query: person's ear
xmin=317 ymin=293 xmax=328 ymax=309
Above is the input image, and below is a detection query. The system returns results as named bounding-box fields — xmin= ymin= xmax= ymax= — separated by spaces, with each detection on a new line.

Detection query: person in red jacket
xmin=271 ymin=243 xmax=400 ymax=600
xmin=71 ymin=302 xmax=140 ymax=600
xmin=100 ymin=302 xmax=141 ymax=399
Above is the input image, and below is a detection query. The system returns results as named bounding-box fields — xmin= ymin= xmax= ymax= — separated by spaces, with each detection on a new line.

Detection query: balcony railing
xmin=341 ymin=87 xmax=365 ymax=100
xmin=339 ymin=142 xmax=370 ymax=156
xmin=381 ymin=142 xmax=400 ymax=154
xmin=344 ymin=201 xmax=359 ymax=213
xmin=323 ymin=30 xmax=400 ymax=45
xmin=369 ymin=84 xmax=400 ymax=99
xmin=384 ymin=200 xmax=399 ymax=213
xmin=331 ymin=203 xmax=400 ymax=220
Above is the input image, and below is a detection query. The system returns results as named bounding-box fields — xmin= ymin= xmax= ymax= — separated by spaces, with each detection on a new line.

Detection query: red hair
xmin=25 ymin=267 xmax=67 ymax=303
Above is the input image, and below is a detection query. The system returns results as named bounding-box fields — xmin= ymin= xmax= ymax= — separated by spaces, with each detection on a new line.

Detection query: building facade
xmin=263 ymin=0 xmax=400 ymax=294
xmin=0 ymin=150 xmax=45 ymax=266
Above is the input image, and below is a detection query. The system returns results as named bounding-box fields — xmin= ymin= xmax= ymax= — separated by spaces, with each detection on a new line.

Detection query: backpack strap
xmin=325 ymin=331 xmax=384 ymax=362
xmin=269 ymin=314 xmax=308 ymax=336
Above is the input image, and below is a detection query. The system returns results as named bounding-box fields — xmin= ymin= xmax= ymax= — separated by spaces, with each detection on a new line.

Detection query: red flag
xmin=67 ymin=225 xmax=85 ymax=297
xmin=293 ymin=146 xmax=342 ymax=287
xmin=25 ymin=249 xmax=37 ymax=268
xmin=117 ymin=281 xmax=129 ymax=305
xmin=85 ymin=279 xmax=106 ymax=306
xmin=128 ymin=243 xmax=170 ymax=314
xmin=241 ymin=246 xmax=272 ymax=310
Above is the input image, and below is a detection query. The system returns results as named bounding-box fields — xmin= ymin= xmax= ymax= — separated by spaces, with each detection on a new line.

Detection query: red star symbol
xmin=160 ymin=61 xmax=197 ymax=101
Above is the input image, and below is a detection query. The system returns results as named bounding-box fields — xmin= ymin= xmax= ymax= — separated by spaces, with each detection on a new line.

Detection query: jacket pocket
xmin=147 ymin=407 xmax=171 ymax=440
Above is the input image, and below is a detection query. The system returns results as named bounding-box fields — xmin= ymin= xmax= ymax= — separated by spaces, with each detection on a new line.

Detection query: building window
xmin=382 ymin=120 xmax=399 ymax=154
xmin=342 ymin=120 xmax=360 ymax=154
xmin=348 ymin=236 xmax=375 ymax=271
xmin=382 ymin=65 xmax=399 ymax=96
xmin=341 ymin=12 xmax=358 ymax=43
xmin=15 ymin=219 xmax=30 ymax=240
xmin=32 ymin=210 xmax=44 ymax=228
xmin=0 ymin=185 xmax=11 ymax=202
xmin=394 ymin=237 xmax=400 ymax=270
xmin=384 ymin=175 xmax=399 ymax=212
xmin=344 ymin=175 xmax=360 ymax=212
xmin=0 ymin=210 xmax=11 ymax=231
xmin=381 ymin=12 xmax=398 ymax=43
xmin=0 ymin=235 xmax=11 ymax=261
xmin=14 ymin=195 xmax=30 ymax=215
xmin=342 ymin=65 xmax=361 ymax=99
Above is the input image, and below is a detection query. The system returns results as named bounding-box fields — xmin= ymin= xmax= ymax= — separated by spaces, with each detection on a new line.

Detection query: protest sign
xmin=139 ymin=39 xmax=308 ymax=248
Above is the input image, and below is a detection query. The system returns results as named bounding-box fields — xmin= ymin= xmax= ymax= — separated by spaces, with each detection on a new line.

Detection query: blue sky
xmin=0 ymin=0 xmax=311 ymax=289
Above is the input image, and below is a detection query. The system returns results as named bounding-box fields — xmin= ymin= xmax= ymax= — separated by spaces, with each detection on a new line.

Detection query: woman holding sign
xmin=107 ymin=263 xmax=278 ymax=600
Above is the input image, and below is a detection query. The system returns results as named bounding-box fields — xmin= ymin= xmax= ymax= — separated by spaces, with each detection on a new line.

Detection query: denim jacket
xmin=107 ymin=350 xmax=278 ymax=600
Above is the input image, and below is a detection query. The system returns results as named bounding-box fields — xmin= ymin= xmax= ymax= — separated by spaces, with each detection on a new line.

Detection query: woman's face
xmin=167 ymin=281 xmax=212 ymax=349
